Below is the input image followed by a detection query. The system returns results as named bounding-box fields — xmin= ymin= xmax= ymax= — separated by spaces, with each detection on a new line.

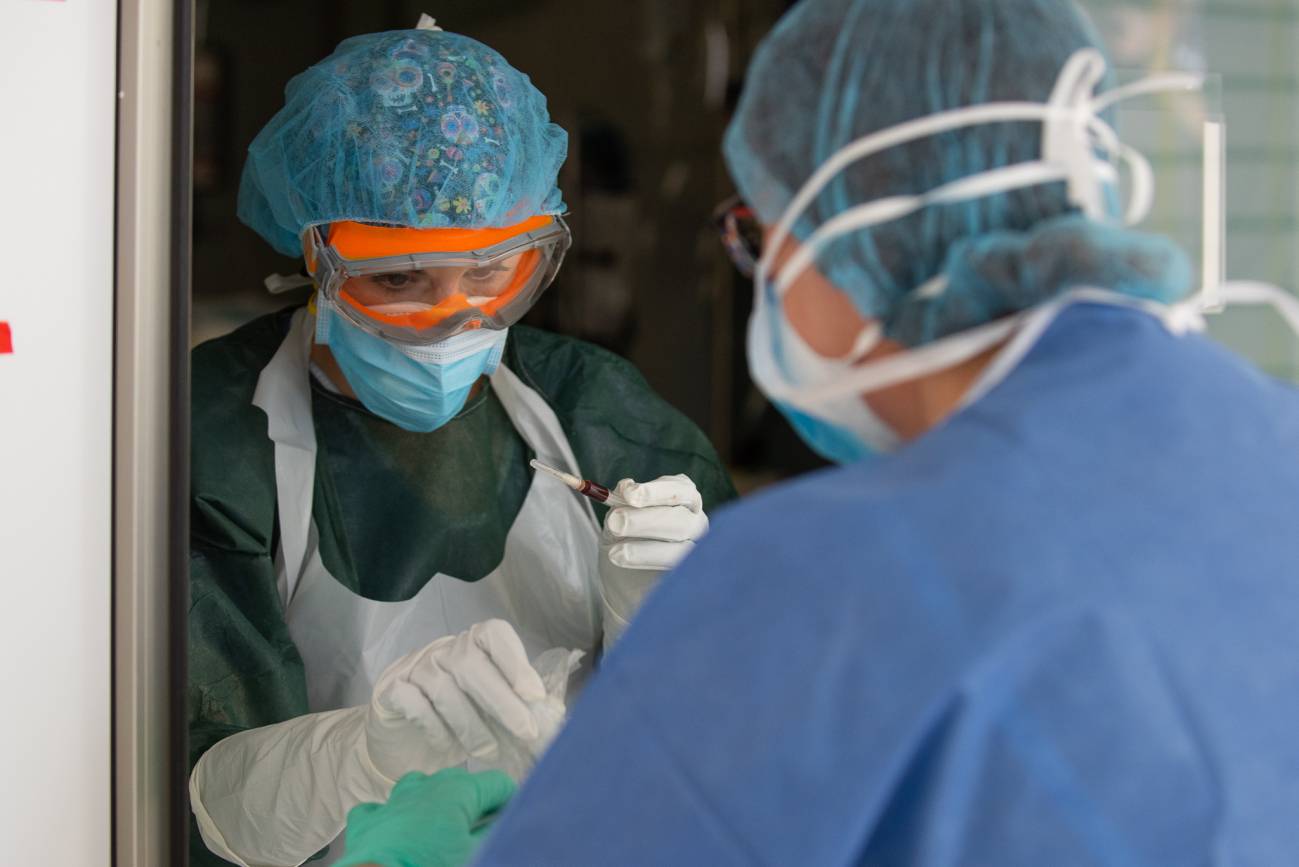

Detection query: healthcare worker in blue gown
xmin=331 ymin=0 xmax=1299 ymax=865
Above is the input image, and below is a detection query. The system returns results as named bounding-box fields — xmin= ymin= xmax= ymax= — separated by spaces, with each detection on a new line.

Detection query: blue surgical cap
xmin=239 ymin=28 xmax=568 ymax=256
xmin=724 ymin=0 xmax=1191 ymax=345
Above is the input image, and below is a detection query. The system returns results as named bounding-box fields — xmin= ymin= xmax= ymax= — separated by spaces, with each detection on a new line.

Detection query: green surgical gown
xmin=188 ymin=306 xmax=735 ymax=865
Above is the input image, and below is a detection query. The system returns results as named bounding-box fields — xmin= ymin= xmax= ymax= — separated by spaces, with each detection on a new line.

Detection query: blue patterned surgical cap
xmin=239 ymin=28 xmax=568 ymax=256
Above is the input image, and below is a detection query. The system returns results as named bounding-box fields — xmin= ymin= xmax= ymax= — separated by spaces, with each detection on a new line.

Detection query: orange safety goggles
xmin=305 ymin=215 xmax=571 ymax=346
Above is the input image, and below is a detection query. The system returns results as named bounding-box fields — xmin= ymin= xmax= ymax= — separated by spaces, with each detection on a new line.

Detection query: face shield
xmin=306 ymin=214 xmax=571 ymax=346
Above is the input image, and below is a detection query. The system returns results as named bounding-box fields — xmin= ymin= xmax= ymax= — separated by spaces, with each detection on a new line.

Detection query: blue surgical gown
xmin=478 ymin=302 xmax=1299 ymax=866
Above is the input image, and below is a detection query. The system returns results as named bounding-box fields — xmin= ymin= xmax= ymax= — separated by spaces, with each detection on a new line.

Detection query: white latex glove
xmin=467 ymin=646 xmax=585 ymax=781
xmin=599 ymin=474 xmax=709 ymax=650
xmin=365 ymin=619 xmax=548 ymax=779
xmin=190 ymin=620 xmax=573 ymax=867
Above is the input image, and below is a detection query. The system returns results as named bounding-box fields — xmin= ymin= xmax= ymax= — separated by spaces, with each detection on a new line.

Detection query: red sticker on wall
xmin=0 ymin=322 xmax=11 ymax=354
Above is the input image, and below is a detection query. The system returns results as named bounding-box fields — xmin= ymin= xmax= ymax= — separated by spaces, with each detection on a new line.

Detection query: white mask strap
xmin=1043 ymin=49 xmax=1110 ymax=218
xmin=844 ymin=321 xmax=883 ymax=363
xmin=265 ymin=272 xmax=315 ymax=294
xmin=759 ymin=48 xmax=1204 ymax=295
xmin=754 ymin=47 xmax=1210 ymax=415
xmin=1211 ymin=281 xmax=1299 ymax=336
xmin=773 ymin=159 xmax=1113 ymax=298
xmin=760 ymin=100 xmax=1093 ymax=284
xmin=1093 ymin=72 xmax=1205 ymax=113
xmin=778 ymin=288 xmax=1210 ymax=410
xmin=767 ymin=314 xmax=1021 ymax=406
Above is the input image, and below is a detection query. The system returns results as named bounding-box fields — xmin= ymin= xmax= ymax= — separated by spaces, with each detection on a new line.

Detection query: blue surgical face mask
xmin=774 ymin=401 xmax=880 ymax=465
xmin=748 ymin=285 xmax=900 ymax=463
xmin=315 ymin=300 xmax=509 ymax=433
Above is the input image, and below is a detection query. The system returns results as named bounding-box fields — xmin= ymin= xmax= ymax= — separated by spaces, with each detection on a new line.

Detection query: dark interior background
xmin=191 ymin=0 xmax=827 ymax=490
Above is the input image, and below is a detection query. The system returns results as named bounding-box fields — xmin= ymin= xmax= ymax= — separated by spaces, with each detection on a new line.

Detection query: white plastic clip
xmin=264 ymin=272 xmax=314 ymax=294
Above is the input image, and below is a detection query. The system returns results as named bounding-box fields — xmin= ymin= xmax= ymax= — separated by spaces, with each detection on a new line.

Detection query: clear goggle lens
xmin=310 ymin=217 xmax=570 ymax=345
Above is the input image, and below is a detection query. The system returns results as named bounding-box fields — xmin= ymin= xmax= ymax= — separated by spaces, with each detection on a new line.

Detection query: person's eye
xmin=374 ymin=273 xmax=418 ymax=290
xmin=463 ymin=265 xmax=509 ymax=284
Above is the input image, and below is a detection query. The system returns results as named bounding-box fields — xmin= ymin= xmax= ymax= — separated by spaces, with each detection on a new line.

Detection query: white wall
xmin=0 ymin=0 xmax=116 ymax=862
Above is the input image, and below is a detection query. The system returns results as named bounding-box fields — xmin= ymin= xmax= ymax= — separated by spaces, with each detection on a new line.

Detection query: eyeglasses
xmin=712 ymin=195 xmax=762 ymax=278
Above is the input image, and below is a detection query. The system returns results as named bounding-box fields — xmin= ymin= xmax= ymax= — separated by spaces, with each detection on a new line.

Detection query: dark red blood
xmin=580 ymin=480 xmax=612 ymax=503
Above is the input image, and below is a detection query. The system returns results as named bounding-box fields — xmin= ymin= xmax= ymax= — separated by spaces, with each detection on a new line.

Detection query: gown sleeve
xmin=188 ymin=542 xmax=308 ymax=769
xmin=188 ymin=312 xmax=313 ymax=866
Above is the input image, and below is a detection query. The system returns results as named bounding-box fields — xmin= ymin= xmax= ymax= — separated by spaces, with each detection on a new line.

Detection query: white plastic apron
xmin=253 ymin=308 xmax=602 ymax=713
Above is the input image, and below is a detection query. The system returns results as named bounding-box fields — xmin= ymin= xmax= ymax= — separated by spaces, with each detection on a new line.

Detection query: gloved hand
xmin=466 ymin=646 xmax=585 ymax=781
xmin=599 ymin=474 xmax=709 ymax=649
xmin=365 ymin=619 xmax=548 ymax=782
xmin=190 ymin=620 xmax=571 ymax=867
xmin=335 ymin=768 xmax=516 ymax=867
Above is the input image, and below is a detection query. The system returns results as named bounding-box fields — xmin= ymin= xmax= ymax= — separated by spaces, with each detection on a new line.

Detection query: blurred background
xmin=191 ymin=0 xmax=1299 ymax=492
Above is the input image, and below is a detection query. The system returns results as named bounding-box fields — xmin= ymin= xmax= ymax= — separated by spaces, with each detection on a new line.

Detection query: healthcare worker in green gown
xmin=186 ymin=18 xmax=734 ymax=867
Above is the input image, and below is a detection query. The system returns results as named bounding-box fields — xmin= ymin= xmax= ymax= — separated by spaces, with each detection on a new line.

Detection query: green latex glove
xmin=335 ymin=768 xmax=516 ymax=867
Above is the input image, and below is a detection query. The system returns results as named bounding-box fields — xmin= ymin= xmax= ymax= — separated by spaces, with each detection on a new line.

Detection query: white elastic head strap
xmin=761 ymin=48 xmax=1204 ymax=301
xmin=771 ymin=159 xmax=1120 ymax=299
xmin=1044 ymin=49 xmax=1111 ymax=219
xmin=1212 ymin=281 xmax=1299 ymax=336
xmin=758 ymin=100 xmax=1115 ymax=297
xmin=791 ymin=288 xmax=1212 ymax=407
xmin=783 ymin=280 xmax=1299 ymax=407
xmin=754 ymin=49 xmax=1204 ymax=407
xmin=762 ymin=49 xmax=1110 ymax=287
